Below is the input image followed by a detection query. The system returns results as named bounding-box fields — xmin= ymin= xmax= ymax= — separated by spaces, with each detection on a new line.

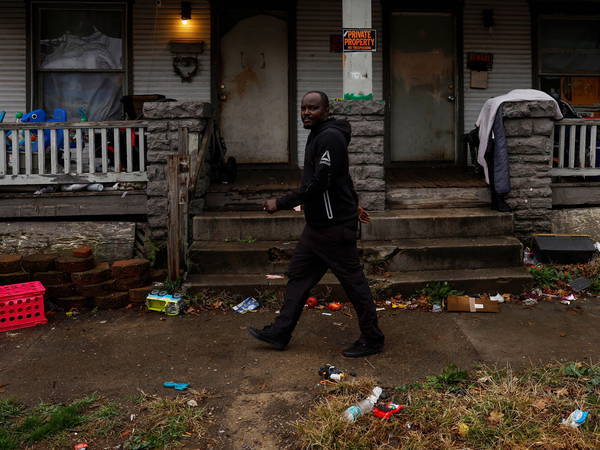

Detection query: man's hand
xmin=358 ymin=206 xmax=371 ymax=224
xmin=263 ymin=199 xmax=278 ymax=214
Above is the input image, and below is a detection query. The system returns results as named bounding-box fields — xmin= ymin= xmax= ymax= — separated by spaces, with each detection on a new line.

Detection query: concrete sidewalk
xmin=1 ymin=299 xmax=599 ymax=448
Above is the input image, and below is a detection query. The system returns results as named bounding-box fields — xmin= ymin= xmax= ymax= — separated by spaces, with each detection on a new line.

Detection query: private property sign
xmin=343 ymin=28 xmax=377 ymax=52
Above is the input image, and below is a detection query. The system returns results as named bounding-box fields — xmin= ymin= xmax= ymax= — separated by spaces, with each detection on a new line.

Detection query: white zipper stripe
xmin=323 ymin=190 xmax=333 ymax=219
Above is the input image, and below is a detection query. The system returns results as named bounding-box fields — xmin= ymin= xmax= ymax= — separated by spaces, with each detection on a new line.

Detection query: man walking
xmin=248 ymin=91 xmax=385 ymax=357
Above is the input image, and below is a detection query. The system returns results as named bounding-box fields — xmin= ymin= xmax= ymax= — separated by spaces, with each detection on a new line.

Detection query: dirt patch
xmin=214 ymin=390 xmax=310 ymax=449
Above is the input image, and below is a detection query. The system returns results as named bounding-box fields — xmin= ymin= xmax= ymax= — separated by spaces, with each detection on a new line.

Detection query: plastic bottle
xmin=561 ymin=409 xmax=589 ymax=428
xmin=86 ymin=183 xmax=104 ymax=192
xmin=342 ymin=386 xmax=383 ymax=422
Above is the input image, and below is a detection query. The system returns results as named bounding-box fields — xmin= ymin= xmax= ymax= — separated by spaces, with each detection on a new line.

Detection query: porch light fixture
xmin=181 ymin=1 xmax=191 ymax=24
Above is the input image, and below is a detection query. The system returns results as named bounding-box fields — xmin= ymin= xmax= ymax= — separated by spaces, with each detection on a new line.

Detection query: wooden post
xmin=178 ymin=127 xmax=190 ymax=275
xmin=167 ymin=154 xmax=181 ymax=280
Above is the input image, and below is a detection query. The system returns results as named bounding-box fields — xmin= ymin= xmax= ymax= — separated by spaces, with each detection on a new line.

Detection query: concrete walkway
xmin=1 ymin=299 xmax=599 ymax=449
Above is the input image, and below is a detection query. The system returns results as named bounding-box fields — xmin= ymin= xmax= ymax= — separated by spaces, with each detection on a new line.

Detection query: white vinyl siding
xmin=296 ymin=0 xmax=383 ymax=166
xmin=0 ymin=1 xmax=26 ymax=123
xmin=133 ymin=0 xmax=211 ymax=102
xmin=463 ymin=0 xmax=532 ymax=132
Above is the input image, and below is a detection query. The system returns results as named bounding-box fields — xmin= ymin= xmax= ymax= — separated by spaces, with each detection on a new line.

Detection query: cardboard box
xmin=446 ymin=295 xmax=500 ymax=313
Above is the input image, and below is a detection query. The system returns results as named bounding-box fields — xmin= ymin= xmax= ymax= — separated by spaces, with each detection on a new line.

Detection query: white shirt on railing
xmin=476 ymin=89 xmax=563 ymax=184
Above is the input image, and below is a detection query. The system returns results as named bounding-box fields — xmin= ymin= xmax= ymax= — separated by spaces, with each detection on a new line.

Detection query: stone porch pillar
xmin=502 ymin=100 xmax=558 ymax=239
xmin=142 ymin=102 xmax=212 ymax=243
xmin=330 ymin=100 xmax=385 ymax=211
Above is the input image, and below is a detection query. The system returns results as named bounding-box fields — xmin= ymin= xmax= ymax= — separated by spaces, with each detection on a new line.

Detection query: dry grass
xmin=0 ymin=389 xmax=211 ymax=449
xmin=295 ymin=362 xmax=600 ymax=449
xmin=122 ymin=388 xmax=210 ymax=449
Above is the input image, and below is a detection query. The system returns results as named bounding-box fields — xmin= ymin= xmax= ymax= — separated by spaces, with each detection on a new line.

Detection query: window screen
xmin=539 ymin=17 xmax=600 ymax=75
xmin=34 ymin=4 xmax=127 ymax=121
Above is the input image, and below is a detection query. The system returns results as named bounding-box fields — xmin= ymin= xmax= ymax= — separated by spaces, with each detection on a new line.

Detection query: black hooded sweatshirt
xmin=277 ymin=118 xmax=359 ymax=228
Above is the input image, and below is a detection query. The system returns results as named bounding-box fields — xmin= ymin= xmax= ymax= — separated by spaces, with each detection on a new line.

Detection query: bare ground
xmin=1 ymin=299 xmax=599 ymax=449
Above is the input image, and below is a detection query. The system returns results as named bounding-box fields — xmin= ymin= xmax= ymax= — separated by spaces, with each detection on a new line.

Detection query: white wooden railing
xmin=0 ymin=121 xmax=148 ymax=185
xmin=552 ymin=119 xmax=600 ymax=176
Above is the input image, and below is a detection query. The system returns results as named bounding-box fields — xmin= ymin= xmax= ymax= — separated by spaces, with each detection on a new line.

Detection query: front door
xmin=389 ymin=12 xmax=456 ymax=163
xmin=219 ymin=13 xmax=289 ymax=164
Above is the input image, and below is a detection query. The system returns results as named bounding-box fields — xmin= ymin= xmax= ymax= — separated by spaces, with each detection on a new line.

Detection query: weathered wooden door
xmin=219 ymin=14 xmax=289 ymax=164
xmin=390 ymin=12 xmax=456 ymax=162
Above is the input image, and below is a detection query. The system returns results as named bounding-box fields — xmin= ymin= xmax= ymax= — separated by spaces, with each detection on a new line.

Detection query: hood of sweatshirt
xmin=312 ymin=118 xmax=352 ymax=145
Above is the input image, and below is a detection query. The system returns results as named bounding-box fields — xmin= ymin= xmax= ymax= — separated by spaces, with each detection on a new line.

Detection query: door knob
xmin=447 ymin=96 xmax=456 ymax=102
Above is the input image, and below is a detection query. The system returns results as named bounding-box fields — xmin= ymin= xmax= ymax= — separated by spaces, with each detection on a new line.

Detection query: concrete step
xmin=188 ymin=236 xmax=523 ymax=274
xmin=184 ymin=266 xmax=533 ymax=298
xmin=189 ymin=240 xmax=293 ymax=274
xmin=386 ymin=186 xmax=491 ymax=209
xmin=192 ymin=208 xmax=514 ymax=242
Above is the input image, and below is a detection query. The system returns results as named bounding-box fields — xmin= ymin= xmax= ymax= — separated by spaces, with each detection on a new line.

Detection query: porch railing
xmin=166 ymin=121 xmax=212 ymax=280
xmin=0 ymin=121 xmax=148 ymax=185
xmin=552 ymin=119 xmax=600 ymax=177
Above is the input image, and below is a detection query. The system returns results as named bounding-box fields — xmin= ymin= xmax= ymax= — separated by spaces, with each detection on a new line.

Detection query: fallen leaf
xmin=559 ymin=332 xmax=567 ymax=337
xmin=527 ymin=321 xmax=536 ymax=327
xmin=532 ymin=398 xmax=549 ymax=411
xmin=477 ymin=376 xmax=492 ymax=384
xmin=212 ymin=301 xmax=223 ymax=309
xmin=487 ymin=410 xmax=504 ymax=425
xmin=119 ymin=429 xmax=132 ymax=438
xmin=555 ymin=388 xmax=569 ymax=396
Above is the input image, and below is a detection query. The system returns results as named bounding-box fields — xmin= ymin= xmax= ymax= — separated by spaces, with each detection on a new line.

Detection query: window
xmin=537 ymin=14 xmax=600 ymax=115
xmin=32 ymin=2 xmax=129 ymax=121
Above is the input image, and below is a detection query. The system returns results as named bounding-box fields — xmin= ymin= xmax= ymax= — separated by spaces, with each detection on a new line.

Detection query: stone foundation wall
xmin=143 ymin=102 xmax=212 ymax=242
xmin=329 ymin=100 xmax=385 ymax=211
xmin=552 ymin=208 xmax=600 ymax=242
xmin=0 ymin=221 xmax=136 ymax=262
xmin=502 ymin=100 xmax=557 ymax=239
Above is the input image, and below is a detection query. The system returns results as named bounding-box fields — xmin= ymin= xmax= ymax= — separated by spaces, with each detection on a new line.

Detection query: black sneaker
xmin=342 ymin=341 xmax=384 ymax=358
xmin=248 ymin=326 xmax=289 ymax=350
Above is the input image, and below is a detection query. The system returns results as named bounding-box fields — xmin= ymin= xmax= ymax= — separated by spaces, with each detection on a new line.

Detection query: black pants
xmin=271 ymin=221 xmax=385 ymax=345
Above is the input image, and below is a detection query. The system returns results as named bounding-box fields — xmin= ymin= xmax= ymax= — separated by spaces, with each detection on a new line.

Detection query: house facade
xmin=1 ymin=0 xmax=600 ymax=261
xmin=2 ymin=0 xmax=598 ymax=169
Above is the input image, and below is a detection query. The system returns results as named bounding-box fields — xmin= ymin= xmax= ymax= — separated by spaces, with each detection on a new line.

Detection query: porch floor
xmin=205 ymin=167 xmax=300 ymax=211
xmin=205 ymin=166 xmax=491 ymax=211
xmin=0 ymin=190 xmax=147 ymax=218
xmin=386 ymin=166 xmax=487 ymax=188
xmin=207 ymin=167 xmax=301 ymax=194
xmin=208 ymin=166 xmax=486 ymax=191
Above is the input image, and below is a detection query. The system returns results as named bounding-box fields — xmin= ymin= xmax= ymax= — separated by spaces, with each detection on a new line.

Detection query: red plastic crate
xmin=0 ymin=281 xmax=47 ymax=332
